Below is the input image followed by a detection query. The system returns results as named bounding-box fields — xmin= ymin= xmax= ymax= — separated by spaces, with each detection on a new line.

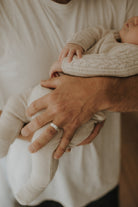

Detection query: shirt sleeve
xmin=67 ymin=26 xmax=109 ymax=52
xmin=62 ymin=44 xmax=138 ymax=77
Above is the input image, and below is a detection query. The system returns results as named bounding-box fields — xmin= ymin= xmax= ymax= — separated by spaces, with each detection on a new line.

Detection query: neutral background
xmin=120 ymin=112 xmax=138 ymax=207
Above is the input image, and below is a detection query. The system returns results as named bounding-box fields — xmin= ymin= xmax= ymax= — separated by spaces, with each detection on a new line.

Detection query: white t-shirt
xmin=0 ymin=0 xmax=137 ymax=207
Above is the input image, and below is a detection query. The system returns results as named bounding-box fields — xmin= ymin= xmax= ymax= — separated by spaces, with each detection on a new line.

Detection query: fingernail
xmin=54 ymin=154 xmax=59 ymax=160
xmin=21 ymin=128 xmax=30 ymax=137
xmin=28 ymin=145 xmax=36 ymax=153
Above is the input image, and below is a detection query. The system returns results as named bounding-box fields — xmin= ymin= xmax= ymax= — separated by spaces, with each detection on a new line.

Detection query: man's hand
xmin=21 ymin=75 xmax=110 ymax=159
xmin=21 ymin=75 xmax=138 ymax=159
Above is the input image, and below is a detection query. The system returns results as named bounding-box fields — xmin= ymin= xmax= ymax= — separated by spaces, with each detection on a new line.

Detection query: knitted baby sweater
xmin=62 ymin=26 xmax=138 ymax=77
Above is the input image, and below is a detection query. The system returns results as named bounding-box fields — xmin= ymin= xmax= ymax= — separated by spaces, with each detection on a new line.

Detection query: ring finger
xmin=28 ymin=121 xmax=60 ymax=153
xmin=21 ymin=110 xmax=53 ymax=136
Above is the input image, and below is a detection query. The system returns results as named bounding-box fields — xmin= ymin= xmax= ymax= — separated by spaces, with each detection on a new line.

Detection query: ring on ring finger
xmin=50 ymin=123 xmax=59 ymax=131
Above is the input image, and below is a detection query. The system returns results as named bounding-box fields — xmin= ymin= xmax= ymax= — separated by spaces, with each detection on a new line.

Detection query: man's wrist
xmin=87 ymin=76 xmax=129 ymax=113
xmin=99 ymin=76 xmax=138 ymax=113
xmin=84 ymin=77 xmax=113 ymax=113
xmin=100 ymin=77 xmax=124 ymax=112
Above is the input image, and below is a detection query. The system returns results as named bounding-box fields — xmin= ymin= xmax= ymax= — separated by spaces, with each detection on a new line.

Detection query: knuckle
xmin=72 ymin=119 xmax=80 ymax=129
xmin=48 ymin=96 xmax=56 ymax=106
xmin=65 ymin=136 xmax=72 ymax=142
xmin=70 ymin=49 xmax=74 ymax=54
xmin=55 ymin=103 xmax=66 ymax=115
xmin=59 ymin=146 xmax=66 ymax=154
xmin=64 ymin=119 xmax=78 ymax=132
xmin=35 ymin=116 xmax=43 ymax=127
xmin=52 ymin=104 xmax=61 ymax=115
xmin=32 ymin=140 xmax=42 ymax=150
xmin=31 ymin=101 xmax=38 ymax=112
xmin=72 ymin=49 xmax=76 ymax=53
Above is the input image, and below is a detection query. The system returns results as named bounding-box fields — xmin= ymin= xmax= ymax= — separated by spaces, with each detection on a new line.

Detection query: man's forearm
xmin=106 ymin=75 xmax=138 ymax=112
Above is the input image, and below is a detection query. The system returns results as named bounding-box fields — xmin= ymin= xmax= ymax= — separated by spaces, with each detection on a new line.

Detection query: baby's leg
xmin=15 ymin=112 xmax=105 ymax=205
xmin=15 ymin=85 xmax=63 ymax=205
xmin=0 ymin=90 xmax=31 ymax=157
xmin=16 ymin=125 xmax=62 ymax=205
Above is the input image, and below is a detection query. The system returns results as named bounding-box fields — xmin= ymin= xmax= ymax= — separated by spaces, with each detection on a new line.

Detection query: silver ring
xmin=50 ymin=123 xmax=59 ymax=131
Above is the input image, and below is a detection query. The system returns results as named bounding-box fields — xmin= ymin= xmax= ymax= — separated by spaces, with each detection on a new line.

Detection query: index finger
xmin=26 ymin=95 xmax=48 ymax=117
xmin=58 ymin=48 xmax=69 ymax=62
xmin=21 ymin=110 xmax=53 ymax=136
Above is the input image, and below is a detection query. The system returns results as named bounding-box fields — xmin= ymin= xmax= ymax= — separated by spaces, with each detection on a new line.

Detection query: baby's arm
xmin=51 ymin=43 xmax=138 ymax=78
xmin=52 ymin=25 xmax=138 ymax=78
xmin=61 ymin=44 xmax=138 ymax=77
xmin=50 ymin=26 xmax=109 ymax=77
xmin=0 ymin=90 xmax=31 ymax=158
xmin=65 ymin=26 xmax=109 ymax=54
xmin=60 ymin=26 xmax=108 ymax=61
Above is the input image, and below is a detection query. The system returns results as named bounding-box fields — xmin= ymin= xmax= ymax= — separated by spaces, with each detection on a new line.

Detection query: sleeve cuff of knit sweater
xmin=62 ymin=57 xmax=80 ymax=76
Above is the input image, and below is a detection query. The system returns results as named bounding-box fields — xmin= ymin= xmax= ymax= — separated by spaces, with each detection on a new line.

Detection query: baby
xmin=0 ymin=16 xmax=138 ymax=205
xmin=50 ymin=16 xmax=138 ymax=77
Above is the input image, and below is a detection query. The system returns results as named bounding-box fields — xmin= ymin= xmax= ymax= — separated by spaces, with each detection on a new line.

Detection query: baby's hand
xmin=59 ymin=43 xmax=84 ymax=63
xmin=50 ymin=44 xmax=84 ymax=78
xmin=49 ymin=61 xmax=62 ymax=78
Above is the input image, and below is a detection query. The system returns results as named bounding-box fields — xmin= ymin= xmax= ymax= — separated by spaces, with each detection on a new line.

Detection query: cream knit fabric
xmin=62 ymin=27 xmax=138 ymax=77
xmin=0 ymin=84 xmax=105 ymax=205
